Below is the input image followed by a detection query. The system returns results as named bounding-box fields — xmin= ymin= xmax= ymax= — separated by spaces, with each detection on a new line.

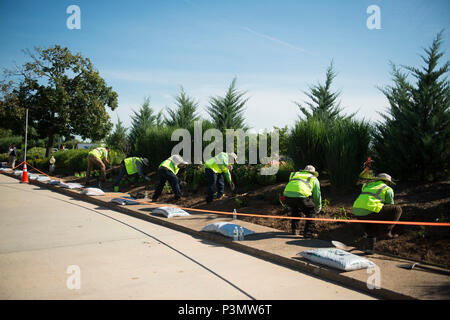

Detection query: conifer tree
xmin=373 ymin=31 xmax=450 ymax=180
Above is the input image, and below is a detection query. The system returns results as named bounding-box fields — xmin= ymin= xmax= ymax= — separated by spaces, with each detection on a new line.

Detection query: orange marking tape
xmin=108 ymin=195 xmax=450 ymax=227
xmin=11 ymin=162 xmax=450 ymax=228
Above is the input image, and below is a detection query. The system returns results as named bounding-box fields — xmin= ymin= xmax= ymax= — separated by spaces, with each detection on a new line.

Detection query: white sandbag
xmin=28 ymin=174 xmax=39 ymax=180
xmin=59 ymin=182 xmax=83 ymax=189
xmin=81 ymin=187 xmax=105 ymax=196
xmin=152 ymin=207 xmax=190 ymax=218
xmin=202 ymin=222 xmax=254 ymax=238
xmin=298 ymin=248 xmax=376 ymax=271
xmin=37 ymin=176 xmax=51 ymax=182
xmin=0 ymin=168 xmax=9 ymax=171
xmin=13 ymin=170 xmax=23 ymax=176
xmin=49 ymin=180 xmax=61 ymax=185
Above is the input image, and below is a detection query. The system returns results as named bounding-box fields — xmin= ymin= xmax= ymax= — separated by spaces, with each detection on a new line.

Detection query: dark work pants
xmin=153 ymin=167 xmax=181 ymax=200
xmin=112 ymin=162 xmax=139 ymax=187
xmin=356 ymin=205 xmax=403 ymax=238
xmin=205 ymin=168 xmax=225 ymax=203
xmin=285 ymin=197 xmax=317 ymax=234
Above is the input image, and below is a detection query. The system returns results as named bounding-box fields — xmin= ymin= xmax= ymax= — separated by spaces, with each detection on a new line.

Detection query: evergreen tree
xmin=373 ymin=31 xmax=450 ymax=180
xmin=206 ymin=78 xmax=249 ymax=132
xmin=128 ymin=97 xmax=163 ymax=153
xmin=295 ymin=61 xmax=353 ymax=121
xmin=165 ymin=87 xmax=200 ymax=128
xmin=106 ymin=117 xmax=129 ymax=155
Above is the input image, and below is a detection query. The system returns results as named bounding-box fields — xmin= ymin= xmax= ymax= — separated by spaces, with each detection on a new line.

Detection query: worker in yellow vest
xmin=152 ymin=155 xmax=188 ymax=202
xmin=204 ymin=152 xmax=237 ymax=204
xmin=282 ymin=165 xmax=322 ymax=238
xmin=112 ymin=157 xmax=150 ymax=189
xmin=86 ymin=146 xmax=111 ymax=188
xmin=353 ymin=173 xmax=402 ymax=250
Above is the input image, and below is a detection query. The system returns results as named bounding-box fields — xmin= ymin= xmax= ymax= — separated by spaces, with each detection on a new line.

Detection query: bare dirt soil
xmin=51 ymin=167 xmax=450 ymax=268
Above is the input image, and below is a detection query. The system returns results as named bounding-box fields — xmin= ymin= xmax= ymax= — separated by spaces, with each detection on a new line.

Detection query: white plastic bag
xmin=59 ymin=182 xmax=83 ymax=189
xmin=202 ymin=222 xmax=254 ymax=238
xmin=298 ymin=248 xmax=376 ymax=271
xmin=110 ymin=197 xmax=140 ymax=205
xmin=81 ymin=188 xmax=105 ymax=196
xmin=49 ymin=180 xmax=61 ymax=185
xmin=37 ymin=176 xmax=51 ymax=182
xmin=152 ymin=207 xmax=190 ymax=218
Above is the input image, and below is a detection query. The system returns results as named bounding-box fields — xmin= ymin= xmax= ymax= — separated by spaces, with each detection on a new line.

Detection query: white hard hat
xmin=228 ymin=152 xmax=238 ymax=162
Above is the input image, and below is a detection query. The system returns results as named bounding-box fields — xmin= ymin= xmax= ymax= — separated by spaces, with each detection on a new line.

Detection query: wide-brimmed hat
xmin=375 ymin=173 xmax=395 ymax=185
xmin=228 ymin=152 xmax=238 ymax=163
xmin=302 ymin=165 xmax=319 ymax=177
xmin=172 ymin=154 xmax=188 ymax=165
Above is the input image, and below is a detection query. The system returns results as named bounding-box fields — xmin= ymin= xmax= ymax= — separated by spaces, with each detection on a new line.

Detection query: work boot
xmin=362 ymin=236 xmax=376 ymax=252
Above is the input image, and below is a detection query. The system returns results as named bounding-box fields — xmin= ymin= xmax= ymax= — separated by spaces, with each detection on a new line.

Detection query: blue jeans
xmin=206 ymin=168 xmax=224 ymax=203
xmin=153 ymin=167 xmax=181 ymax=200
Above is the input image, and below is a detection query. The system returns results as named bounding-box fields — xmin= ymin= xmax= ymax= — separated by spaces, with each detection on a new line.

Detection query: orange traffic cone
xmin=21 ymin=163 xmax=29 ymax=183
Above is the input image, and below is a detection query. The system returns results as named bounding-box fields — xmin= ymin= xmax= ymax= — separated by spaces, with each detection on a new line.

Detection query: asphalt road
xmin=0 ymin=174 xmax=375 ymax=300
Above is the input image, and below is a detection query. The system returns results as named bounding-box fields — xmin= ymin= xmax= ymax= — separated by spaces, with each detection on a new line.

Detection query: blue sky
xmin=1 ymin=0 xmax=449 ymax=132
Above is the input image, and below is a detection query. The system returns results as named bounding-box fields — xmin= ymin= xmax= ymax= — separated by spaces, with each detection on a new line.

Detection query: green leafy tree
xmin=373 ymin=31 xmax=450 ymax=181
xmin=295 ymin=61 xmax=353 ymax=121
xmin=206 ymin=78 xmax=249 ymax=132
xmin=128 ymin=97 xmax=163 ymax=153
xmin=165 ymin=87 xmax=200 ymax=128
xmin=1 ymin=46 xmax=118 ymax=156
xmin=106 ymin=117 xmax=129 ymax=155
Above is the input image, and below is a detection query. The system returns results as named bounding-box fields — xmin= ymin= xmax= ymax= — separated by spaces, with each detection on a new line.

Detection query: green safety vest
xmin=89 ymin=147 xmax=108 ymax=160
xmin=205 ymin=152 xmax=229 ymax=174
xmin=353 ymin=181 xmax=391 ymax=214
xmin=283 ymin=172 xmax=315 ymax=198
xmin=159 ymin=156 xmax=179 ymax=175
xmin=124 ymin=157 xmax=143 ymax=175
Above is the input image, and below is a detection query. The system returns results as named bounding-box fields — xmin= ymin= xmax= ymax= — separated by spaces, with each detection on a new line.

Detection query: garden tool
xmin=396 ymin=263 xmax=450 ymax=276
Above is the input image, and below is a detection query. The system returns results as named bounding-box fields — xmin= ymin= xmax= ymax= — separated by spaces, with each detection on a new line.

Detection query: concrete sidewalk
xmin=2 ymin=171 xmax=450 ymax=300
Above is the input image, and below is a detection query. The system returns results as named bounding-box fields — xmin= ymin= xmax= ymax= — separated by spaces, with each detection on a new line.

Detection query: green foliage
xmin=295 ymin=61 xmax=353 ymax=121
xmin=373 ymin=31 xmax=450 ymax=181
xmin=1 ymin=46 xmax=118 ymax=157
xmin=183 ymin=164 xmax=207 ymax=193
xmin=325 ymin=119 xmax=372 ymax=189
xmin=106 ymin=118 xmax=129 ymax=155
xmin=288 ymin=117 xmax=371 ymax=190
xmin=206 ymin=78 xmax=249 ymax=132
xmin=128 ymin=97 xmax=164 ymax=154
xmin=0 ymin=136 xmax=22 ymax=152
xmin=165 ymin=87 xmax=200 ymax=128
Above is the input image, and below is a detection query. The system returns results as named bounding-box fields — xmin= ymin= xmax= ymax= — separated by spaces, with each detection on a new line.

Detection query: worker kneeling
xmin=152 ymin=155 xmax=188 ymax=202
xmin=282 ymin=165 xmax=322 ymax=239
xmin=204 ymin=152 xmax=237 ymax=204
xmin=353 ymin=173 xmax=402 ymax=250
xmin=112 ymin=157 xmax=150 ymax=188
xmin=86 ymin=146 xmax=111 ymax=188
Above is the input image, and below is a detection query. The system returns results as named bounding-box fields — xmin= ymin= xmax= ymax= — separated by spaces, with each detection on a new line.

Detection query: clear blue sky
xmin=1 ymin=0 xmax=449 ymax=132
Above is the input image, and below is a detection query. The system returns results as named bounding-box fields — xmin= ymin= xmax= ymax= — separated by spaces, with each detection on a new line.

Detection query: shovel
xmin=397 ymin=263 xmax=450 ymax=276
xmin=331 ymin=240 xmax=357 ymax=252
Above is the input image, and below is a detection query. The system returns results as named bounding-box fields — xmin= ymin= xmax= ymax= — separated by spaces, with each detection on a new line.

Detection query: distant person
xmin=61 ymin=144 xmax=66 ymax=151
xmin=282 ymin=165 xmax=322 ymax=238
xmin=204 ymin=152 xmax=237 ymax=203
xmin=112 ymin=157 xmax=150 ymax=188
xmin=85 ymin=146 xmax=110 ymax=188
xmin=353 ymin=173 xmax=403 ymax=250
xmin=8 ymin=143 xmax=17 ymax=168
xmin=153 ymin=155 xmax=188 ymax=202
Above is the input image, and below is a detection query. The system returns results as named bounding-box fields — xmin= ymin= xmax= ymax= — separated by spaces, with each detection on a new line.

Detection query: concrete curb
xmin=3 ymin=172 xmax=417 ymax=300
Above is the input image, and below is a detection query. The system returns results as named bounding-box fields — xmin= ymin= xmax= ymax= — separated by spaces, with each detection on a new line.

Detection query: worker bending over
xmin=204 ymin=152 xmax=237 ymax=204
xmin=353 ymin=173 xmax=402 ymax=250
xmin=152 ymin=155 xmax=188 ymax=202
xmin=86 ymin=146 xmax=110 ymax=188
xmin=112 ymin=157 xmax=150 ymax=189
xmin=282 ymin=165 xmax=322 ymax=238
